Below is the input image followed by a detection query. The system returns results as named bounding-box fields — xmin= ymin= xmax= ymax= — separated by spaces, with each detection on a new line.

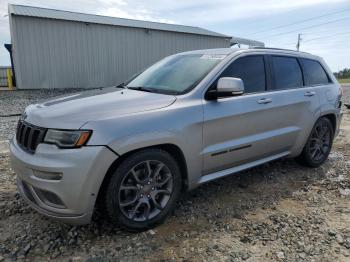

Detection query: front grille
xmin=16 ymin=121 xmax=46 ymax=154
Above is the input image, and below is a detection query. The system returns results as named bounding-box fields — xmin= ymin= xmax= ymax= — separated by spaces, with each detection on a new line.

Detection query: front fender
xmin=81 ymin=102 xmax=204 ymax=189
xmin=107 ymin=130 xmax=202 ymax=190
xmin=108 ymin=130 xmax=183 ymax=156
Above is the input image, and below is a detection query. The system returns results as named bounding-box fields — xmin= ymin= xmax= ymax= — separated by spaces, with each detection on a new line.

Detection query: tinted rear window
xmin=301 ymin=58 xmax=330 ymax=86
xmin=272 ymin=56 xmax=303 ymax=90
xmin=220 ymin=55 xmax=266 ymax=93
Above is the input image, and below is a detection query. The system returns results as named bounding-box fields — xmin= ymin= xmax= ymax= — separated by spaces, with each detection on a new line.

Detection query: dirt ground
xmin=0 ymin=86 xmax=350 ymax=262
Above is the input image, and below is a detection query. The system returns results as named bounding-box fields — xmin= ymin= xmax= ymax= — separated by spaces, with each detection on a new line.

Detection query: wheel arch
xmin=320 ymin=113 xmax=336 ymax=135
xmin=95 ymin=143 xmax=189 ymax=211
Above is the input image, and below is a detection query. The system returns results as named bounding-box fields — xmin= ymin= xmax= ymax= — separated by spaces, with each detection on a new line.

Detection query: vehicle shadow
xmin=90 ymin=155 xmax=334 ymax=236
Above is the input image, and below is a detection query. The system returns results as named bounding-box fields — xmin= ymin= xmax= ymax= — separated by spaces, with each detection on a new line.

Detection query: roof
xmin=8 ymin=4 xmax=231 ymax=38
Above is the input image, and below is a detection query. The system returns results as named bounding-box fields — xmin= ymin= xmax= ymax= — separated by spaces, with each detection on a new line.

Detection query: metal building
xmin=8 ymin=4 xmax=264 ymax=89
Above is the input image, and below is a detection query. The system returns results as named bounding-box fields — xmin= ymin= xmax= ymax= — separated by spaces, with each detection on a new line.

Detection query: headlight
xmin=44 ymin=129 xmax=92 ymax=148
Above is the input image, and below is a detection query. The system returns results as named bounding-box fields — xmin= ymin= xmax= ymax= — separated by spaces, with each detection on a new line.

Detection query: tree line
xmin=334 ymin=68 xmax=350 ymax=79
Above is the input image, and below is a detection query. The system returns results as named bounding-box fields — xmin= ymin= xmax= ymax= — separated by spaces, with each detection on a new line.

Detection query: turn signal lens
xmin=75 ymin=131 xmax=91 ymax=147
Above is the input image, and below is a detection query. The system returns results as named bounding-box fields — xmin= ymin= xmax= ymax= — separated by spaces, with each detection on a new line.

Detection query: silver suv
xmin=10 ymin=48 xmax=343 ymax=230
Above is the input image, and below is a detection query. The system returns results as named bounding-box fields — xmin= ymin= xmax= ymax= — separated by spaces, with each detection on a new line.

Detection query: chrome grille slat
xmin=16 ymin=121 xmax=46 ymax=154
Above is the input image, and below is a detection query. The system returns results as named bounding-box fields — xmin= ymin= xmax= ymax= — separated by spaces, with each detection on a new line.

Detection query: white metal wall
xmin=10 ymin=16 xmax=231 ymax=89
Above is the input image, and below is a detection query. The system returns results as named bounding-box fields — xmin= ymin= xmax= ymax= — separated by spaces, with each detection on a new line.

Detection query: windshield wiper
xmin=115 ymin=83 xmax=126 ymax=88
xmin=127 ymin=86 xmax=180 ymax=95
xmin=127 ymin=86 xmax=155 ymax=93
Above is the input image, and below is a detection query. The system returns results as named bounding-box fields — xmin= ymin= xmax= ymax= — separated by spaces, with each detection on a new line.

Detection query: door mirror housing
xmin=206 ymin=77 xmax=245 ymax=100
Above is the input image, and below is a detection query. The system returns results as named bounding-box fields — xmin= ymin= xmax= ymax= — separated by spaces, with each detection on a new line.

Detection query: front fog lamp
xmin=44 ymin=129 xmax=92 ymax=148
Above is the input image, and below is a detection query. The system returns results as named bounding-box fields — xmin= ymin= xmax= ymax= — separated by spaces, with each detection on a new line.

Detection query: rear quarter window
xmin=271 ymin=56 xmax=303 ymax=90
xmin=300 ymin=58 xmax=331 ymax=86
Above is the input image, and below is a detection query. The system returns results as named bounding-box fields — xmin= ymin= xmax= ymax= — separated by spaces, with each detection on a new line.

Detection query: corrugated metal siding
xmin=0 ymin=67 xmax=11 ymax=86
xmin=11 ymin=16 xmax=230 ymax=89
xmin=9 ymin=4 xmax=230 ymax=38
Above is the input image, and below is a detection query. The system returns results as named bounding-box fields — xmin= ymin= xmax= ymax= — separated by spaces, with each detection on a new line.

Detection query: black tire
xmin=297 ymin=117 xmax=334 ymax=167
xmin=104 ymin=148 xmax=182 ymax=231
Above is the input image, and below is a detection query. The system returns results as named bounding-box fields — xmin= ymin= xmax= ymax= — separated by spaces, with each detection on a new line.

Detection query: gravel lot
xmin=1 ymin=87 xmax=350 ymax=261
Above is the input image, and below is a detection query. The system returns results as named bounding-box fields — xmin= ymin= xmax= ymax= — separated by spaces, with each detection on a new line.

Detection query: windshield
xmin=127 ymin=53 xmax=226 ymax=95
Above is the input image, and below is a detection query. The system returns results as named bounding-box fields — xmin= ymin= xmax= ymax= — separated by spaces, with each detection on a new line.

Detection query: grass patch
xmin=338 ymin=79 xmax=350 ymax=84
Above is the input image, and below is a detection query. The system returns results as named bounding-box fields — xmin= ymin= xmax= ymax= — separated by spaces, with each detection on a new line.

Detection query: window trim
xmin=299 ymin=58 xmax=333 ymax=87
xmin=268 ymin=55 xmax=304 ymax=91
xmin=204 ymin=54 xmax=269 ymax=98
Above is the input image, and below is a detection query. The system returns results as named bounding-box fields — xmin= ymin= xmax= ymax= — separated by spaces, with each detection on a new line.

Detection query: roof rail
xmin=249 ymin=46 xmax=310 ymax=54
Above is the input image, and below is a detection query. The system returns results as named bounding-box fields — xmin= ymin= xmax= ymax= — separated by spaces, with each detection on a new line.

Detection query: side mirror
xmin=206 ymin=77 xmax=245 ymax=100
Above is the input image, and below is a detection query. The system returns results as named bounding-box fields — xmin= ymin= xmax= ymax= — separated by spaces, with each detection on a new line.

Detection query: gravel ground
xmin=0 ymin=87 xmax=350 ymax=261
xmin=0 ymin=89 xmax=95 ymax=147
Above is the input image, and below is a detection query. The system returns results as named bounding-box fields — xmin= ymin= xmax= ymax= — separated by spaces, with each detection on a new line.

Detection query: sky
xmin=0 ymin=0 xmax=350 ymax=72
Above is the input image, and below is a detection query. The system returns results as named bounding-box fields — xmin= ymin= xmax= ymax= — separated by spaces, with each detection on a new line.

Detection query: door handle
xmin=257 ymin=98 xmax=272 ymax=104
xmin=304 ymin=91 xmax=316 ymax=97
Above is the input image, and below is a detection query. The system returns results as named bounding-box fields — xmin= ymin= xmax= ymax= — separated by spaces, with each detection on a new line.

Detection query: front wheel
xmin=297 ymin=117 xmax=334 ymax=167
xmin=104 ymin=149 xmax=182 ymax=231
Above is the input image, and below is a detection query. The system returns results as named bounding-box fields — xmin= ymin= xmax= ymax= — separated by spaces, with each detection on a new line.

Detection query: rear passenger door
xmin=299 ymin=58 xmax=334 ymax=116
xmin=266 ymin=55 xmax=321 ymax=154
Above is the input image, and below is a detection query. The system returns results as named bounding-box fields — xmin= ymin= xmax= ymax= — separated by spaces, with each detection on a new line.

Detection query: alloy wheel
xmin=309 ymin=121 xmax=332 ymax=162
xmin=118 ymin=160 xmax=173 ymax=222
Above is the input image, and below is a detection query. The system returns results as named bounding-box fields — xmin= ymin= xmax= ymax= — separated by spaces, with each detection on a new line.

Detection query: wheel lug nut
xmin=152 ymin=187 xmax=155 ymax=190
xmin=147 ymin=195 xmax=151 ymax=198
xmin=147 ymin=181 xmax=151 ymax=184
xmin=140 ymin=194 xmax=143 ymax=198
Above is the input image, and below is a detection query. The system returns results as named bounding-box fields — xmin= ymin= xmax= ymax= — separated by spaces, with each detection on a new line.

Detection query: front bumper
xmin=10 ymin=139 xmax=117 ymax=225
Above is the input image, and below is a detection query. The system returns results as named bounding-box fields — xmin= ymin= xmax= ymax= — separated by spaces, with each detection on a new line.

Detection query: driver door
xmin=202 ymin=55 xmax=294 ymax=175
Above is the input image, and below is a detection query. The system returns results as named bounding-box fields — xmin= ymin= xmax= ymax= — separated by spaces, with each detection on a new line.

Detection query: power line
xmin=280 ymin=30 xmax=350 ymax=45
xmin=272 ymin=31 xmax=350 ymax=46
xmin=260 ymin=16 xmax=350 ymax=39
xmin=247 ymin=8 xmax=350 ymax=36
xmin=303 ymin=31 xmax=350 ymax=43
xmin=302 ymin=29 xmax=340 ymax=36
xmin=267 ymin=30 xmax=350 ymax=47
xmin=246 ymin=8 xmax=350 ymax=36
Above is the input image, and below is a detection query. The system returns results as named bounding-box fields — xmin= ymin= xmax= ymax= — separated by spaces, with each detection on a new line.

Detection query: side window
xmin=300 ymin=58 xmax=330 ymax=86
xmin=271 ymin=56 xmax=303 ymax=90
xmin=219 ymin=56 xmax=266 ymax=93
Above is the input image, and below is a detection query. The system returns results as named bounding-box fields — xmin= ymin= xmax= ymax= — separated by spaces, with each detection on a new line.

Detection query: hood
xmin=24 ymin=88 xmax=176 ymax=129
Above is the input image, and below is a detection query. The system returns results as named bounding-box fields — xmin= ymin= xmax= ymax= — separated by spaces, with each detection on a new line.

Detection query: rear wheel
xmin=104 ymin=149 xmax=182 ymax=231
xmin=297 ymin=117 xmax=334 ymax=167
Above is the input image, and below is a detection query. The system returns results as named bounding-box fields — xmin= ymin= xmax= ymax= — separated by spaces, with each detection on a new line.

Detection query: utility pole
xmin=296 ymin=33 xmax=302 ymax=51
